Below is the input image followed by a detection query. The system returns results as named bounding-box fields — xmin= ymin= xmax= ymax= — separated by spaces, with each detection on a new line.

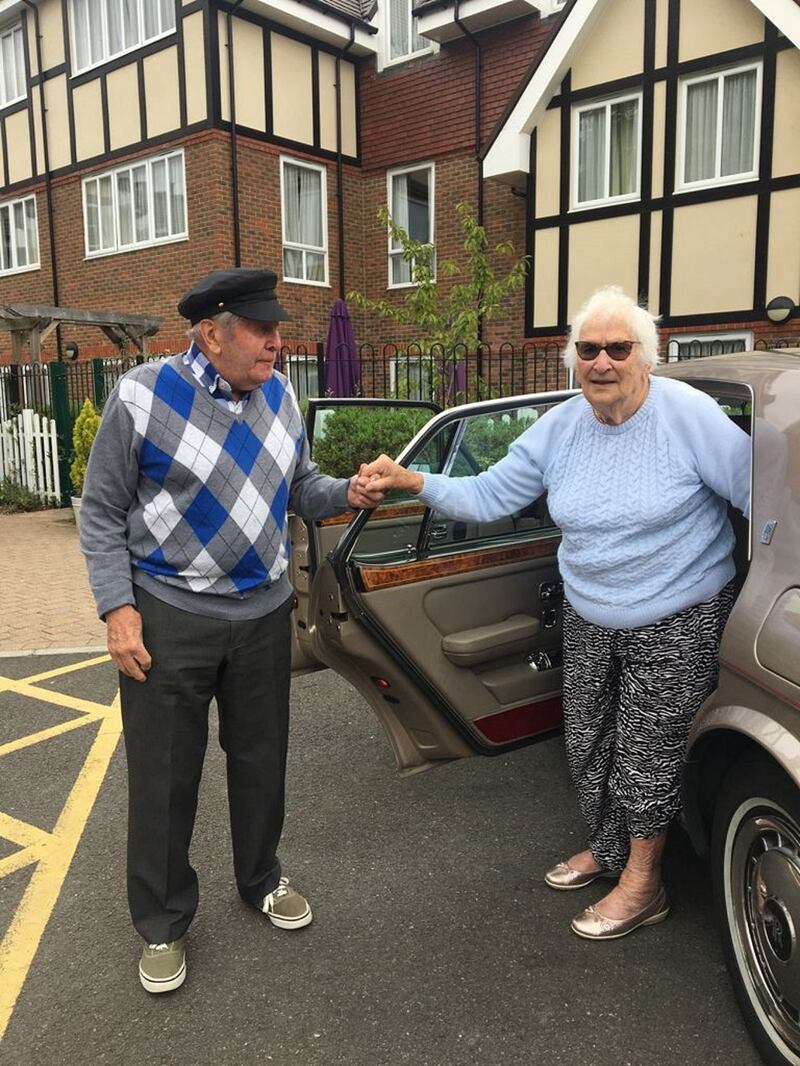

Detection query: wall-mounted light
xmin=64 ymin=341 xmax=80 ymax=361
xmin=765 ymin=296 xmax=795 ymax=325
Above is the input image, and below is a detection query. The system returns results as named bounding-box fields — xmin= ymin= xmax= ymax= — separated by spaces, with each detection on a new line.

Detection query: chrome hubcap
xmin=728 ymin=807 xmax=800 ymax=1056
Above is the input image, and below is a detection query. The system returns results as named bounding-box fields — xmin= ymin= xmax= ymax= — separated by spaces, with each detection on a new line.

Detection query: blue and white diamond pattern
xmin=228 ymin=477 xmax=272 ymax=543
xmin=120 ymin=376 xmax=155 ymax=437
xmin=142 ymin=487 xmax=185 ymax=542
xmin=172 ymin=421 xmax=223 ymax=481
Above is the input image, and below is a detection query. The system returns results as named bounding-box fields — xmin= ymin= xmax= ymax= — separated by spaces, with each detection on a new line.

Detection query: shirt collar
xmin=183 ymin=342 xmax=248 ymax=410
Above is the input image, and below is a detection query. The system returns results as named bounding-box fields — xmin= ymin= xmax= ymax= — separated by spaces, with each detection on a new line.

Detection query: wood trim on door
xmin=357 ymin=536 xmax=562 ymax=591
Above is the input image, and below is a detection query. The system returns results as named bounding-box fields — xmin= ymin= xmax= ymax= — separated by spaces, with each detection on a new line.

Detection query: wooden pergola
xmin=0 ymin=303 xmax=161 ymax=362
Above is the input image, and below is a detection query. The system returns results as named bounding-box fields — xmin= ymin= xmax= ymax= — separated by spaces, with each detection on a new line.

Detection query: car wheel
xmin=712 ymin=756 xmax=800 ymax=1066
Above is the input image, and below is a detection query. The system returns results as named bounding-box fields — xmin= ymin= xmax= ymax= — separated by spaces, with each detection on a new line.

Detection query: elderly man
xmin=80 ymin=267 xmax=380 ymax=993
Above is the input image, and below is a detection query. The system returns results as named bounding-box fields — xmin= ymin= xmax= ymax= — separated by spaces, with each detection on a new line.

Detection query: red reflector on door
xmin=371 ymin=677 xmax=391 ymax=689
xmin=473 ymin=697 xmax=563 ymax=744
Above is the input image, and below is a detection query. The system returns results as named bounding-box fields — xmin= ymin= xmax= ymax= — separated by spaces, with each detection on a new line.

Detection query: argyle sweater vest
xmin=80 ymin=354 xmax=348 ymax=621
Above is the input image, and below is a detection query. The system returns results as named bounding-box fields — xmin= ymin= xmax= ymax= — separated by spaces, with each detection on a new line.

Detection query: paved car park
xmin=0 ymin=510 xmax=762 ymax=1064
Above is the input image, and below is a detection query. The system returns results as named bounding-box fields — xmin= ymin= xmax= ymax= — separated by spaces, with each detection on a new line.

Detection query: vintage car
xmin=289 ymin=350 xmax=800 ymax=1066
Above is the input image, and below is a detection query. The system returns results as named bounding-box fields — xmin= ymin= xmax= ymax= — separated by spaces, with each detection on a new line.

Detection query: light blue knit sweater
xmin=418 ymin=376 xmax=751 ymax=629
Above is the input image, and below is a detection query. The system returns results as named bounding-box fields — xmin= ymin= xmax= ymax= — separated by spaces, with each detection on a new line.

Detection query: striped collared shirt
xmin=183 ymin=342 xmax=248 ymax=414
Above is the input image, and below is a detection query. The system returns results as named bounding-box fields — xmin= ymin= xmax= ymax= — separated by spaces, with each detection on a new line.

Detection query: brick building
xmin=0 ymin=0 xmax=797 ymax=370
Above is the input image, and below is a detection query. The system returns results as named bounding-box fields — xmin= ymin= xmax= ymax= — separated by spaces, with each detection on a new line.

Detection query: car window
xmin=349 ymin=402 xmax=561 ymax=565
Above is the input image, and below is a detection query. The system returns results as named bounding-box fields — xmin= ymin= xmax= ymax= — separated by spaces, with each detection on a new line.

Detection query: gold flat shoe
xmin=571 ymin=886 xmax=670 ymax=940
xmin=544 ymin=861 xmax=618 ymax=891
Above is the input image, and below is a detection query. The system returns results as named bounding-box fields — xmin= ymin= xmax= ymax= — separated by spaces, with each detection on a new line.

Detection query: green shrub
xmin=70 ymin=398 xmax=101 ymax=497
xmin=0 ymin=477 xmax=41 ymax=513
xmin=312 ymin=406 xmax=432 ymax=479
xmin=462 ymin=413 xmax=536 ymax=469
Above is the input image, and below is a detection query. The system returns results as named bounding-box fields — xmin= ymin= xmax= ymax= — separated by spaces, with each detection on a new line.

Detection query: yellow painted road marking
xmin=0 ymin=677 xmax=109 ymax=718
xmin=22 ymin=654 xmax=111 ymax=685
xmin=0 ymin=714 xmax=103 ymax=759
xmin=0 ymin=814 xmax=53 ymax=851
xmin=0 ymin=656 xmax=121 ymax=1044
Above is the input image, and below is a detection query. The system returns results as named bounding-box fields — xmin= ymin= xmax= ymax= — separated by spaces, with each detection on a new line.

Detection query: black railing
xmin=2 ymin=335 xmax=798 ymax=425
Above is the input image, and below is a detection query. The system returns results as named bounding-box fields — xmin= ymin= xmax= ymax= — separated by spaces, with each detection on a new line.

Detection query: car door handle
xmin=430 ymin=524 xmax=448 ymax=540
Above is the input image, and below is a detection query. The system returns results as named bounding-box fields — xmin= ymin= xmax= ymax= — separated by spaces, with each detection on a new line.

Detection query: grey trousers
xmin=119 ymin=587 xmax=294 ymax=944
xmin=561 ymin=583 xmax=735 ymax=871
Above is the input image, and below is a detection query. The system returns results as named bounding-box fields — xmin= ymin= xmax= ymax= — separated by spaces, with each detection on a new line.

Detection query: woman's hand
xmin=359 ymin=455 xmax=424 ymax=496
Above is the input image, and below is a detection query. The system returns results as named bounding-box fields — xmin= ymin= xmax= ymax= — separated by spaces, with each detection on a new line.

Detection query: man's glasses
xmin=575 ymin=340 xmax=639 ymax=361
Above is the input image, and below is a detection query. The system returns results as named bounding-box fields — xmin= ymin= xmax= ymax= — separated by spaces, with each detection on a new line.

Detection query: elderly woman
xmin=360 ymin=285 xmax=750 ymax=940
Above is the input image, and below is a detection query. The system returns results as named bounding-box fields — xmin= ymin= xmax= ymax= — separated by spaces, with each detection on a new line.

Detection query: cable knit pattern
xmin=418 ymin=376 xmax=751 ymax=629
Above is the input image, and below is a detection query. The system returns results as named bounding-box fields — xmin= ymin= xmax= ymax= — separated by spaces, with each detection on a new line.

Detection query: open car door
xmin=289 ymin=399 xmax=440 ymax=673
xmin=302 ymin=391 xmax=575 ymax=775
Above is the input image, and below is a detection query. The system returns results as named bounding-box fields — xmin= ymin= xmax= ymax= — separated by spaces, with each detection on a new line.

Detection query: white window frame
xmin=279 ymin=156 xmax=329 ymax=288
xmin=389 ymin=354 xmax=433 ymax=401
xmin=0 ymin=23 xmax=26 ymax=108
xmin=676 ymin=62 xmax=763 ymax=192
xmin=69 ymin=0 xmax=176 ymax=76
xmin=82 ymin=148 xmax=187 ymax=258
xmin=571 ymin=90 xmax=642 ymax=209
xmin=667 ymin=330 xmax=754 ymax=363
xmin=0 ymin=193 xmax=39 ymax=276
xmin=387 ymin=162 xmax=435 ymax=290
xmin=378 ymin=0 xmax=436 ymax=71
xmin=284 ymin=353 xmax=321 ymax=403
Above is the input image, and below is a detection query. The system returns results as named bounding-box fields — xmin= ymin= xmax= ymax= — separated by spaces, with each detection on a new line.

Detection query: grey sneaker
xmin=262 ymin=877 xmax=312 ymax=929
xmin=139 ymin=938 xmax=186 ymax=993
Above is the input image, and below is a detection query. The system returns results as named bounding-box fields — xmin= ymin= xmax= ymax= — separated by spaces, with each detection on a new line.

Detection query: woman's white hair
xmin=562 ymin=286 xmax=660 ymax=370
xmin=187 ymin=310 xmax=243 ymax=345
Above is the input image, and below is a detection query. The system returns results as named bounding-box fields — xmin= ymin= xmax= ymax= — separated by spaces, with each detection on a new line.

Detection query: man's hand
xmin=106 ymin=605 xmax=152 ymax=682
xmin=358 ymin=455 xmax=424 ymax=497
xmin=347 ymin=470 xmax=386 ymax=510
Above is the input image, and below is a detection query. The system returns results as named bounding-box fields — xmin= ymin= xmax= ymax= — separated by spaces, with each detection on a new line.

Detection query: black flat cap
xmin=177 ymin=267 xmax=290 ymax=324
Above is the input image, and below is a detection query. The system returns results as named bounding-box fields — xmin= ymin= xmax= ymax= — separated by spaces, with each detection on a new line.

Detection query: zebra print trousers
xmin=561 ymin=582 xmax=736 ymax=871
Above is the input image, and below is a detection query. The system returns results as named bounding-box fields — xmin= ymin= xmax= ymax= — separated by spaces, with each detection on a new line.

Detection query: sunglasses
xmin=575 ymin=340 xmax=639 ymax=361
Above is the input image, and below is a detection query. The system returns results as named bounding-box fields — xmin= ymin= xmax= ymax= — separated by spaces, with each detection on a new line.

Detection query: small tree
xmin=348 ymin=202 xmax=528 ymax=399
xmin=70 ymin=398 xmax=101 ymax=497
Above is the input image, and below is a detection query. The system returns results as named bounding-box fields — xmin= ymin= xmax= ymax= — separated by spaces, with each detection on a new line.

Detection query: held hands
xmin=358 ymin=455 xmax=424 ymax=497
xmin=106 ymin=604 xmax=152 ymax=682
xmin=346 ymin=455 xmax=424 ymax=510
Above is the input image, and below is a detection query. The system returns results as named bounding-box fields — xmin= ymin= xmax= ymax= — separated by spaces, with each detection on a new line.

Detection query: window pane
xmin=391 ymin=168 xmax=430 ymax=245
xmin=99 ymin=175 xmax=115 ymax=249
xmin=12 ymin=201 xmax=26 ymax=266
xmin=13 ymin=27 xmax=25 ymax=99
xmin=684 ymin=79 xmax=717 ymax=183
xmin=24 ymin=199 xmax=38 ymax=263
xmin=106 ymin=0 xmax=124 ymax=55
xmin=677 ymin=337 xmax=748 ymax=360
xmin=132 ymin=164 xmax=149 ymax=241
xmin=2 ymin=33 xmax=15 ymax=103
xmin=609 ymin=99 xmax=638 ymax=196
xmin=283 ymin=247 xmax=303 ymax=279
xmin=123 ymin=0 xmax=138 ymax=47
xmin=73 ymin=0 xmax=91 ymax=71
xmin=411 ymin=14 xmax=426 ymax=53
xmin=151 ymin=158 xmax=168 ymax=238
xmin=306 ymin=251 xmax=325 ymax=282
xmin=721 ymin=68 xmax=757 ymax=177
xmin=85 ymin=180 xmax=100 ymax=252
xmin=389 ymin=0 xmax=409 ymax=58
xmin=159 ymin=0 xmax=175 ymax=33
xmin=283 ymin=163 xmax=322 ymax=246
xmin=578 ymin=107 xmax=605 ymax=202
xmin=143 ymin=0 xmax=159 ymax=38
xmin=168 ymin=154 xmax=185 ymax=234
xmin=117 ymin=170 xmax=133 ymax=245
xmin=391 ymin=253 xmax=411 ymax=285
xmin=0 ymin=207 xmax=10 ymax=270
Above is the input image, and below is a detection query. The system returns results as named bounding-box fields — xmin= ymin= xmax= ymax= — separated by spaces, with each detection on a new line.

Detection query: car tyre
xmin=712 ymin=755 xmax=800 ymax=1066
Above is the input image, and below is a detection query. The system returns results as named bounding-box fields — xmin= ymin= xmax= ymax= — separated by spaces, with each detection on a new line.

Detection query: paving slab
xmin=0 ymin=509 xmax=107 ymax=654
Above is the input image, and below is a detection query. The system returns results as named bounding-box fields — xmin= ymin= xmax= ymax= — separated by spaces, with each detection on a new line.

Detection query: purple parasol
xmin=324 ymin=299 xmax=360 ymax=397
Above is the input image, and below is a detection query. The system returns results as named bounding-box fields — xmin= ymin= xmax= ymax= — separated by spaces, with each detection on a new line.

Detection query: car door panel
xmin=307 ymin=392 xmax=574 ymax=771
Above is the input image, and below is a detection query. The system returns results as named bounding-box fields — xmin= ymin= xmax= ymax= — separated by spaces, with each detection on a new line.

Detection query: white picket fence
xmin=0 ymin=408 xmax=62 ymax=504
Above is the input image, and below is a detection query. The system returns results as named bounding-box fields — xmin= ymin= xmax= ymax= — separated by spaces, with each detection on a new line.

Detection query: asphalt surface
xmin=0 ymin=655 xmax=761 ymax=1066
